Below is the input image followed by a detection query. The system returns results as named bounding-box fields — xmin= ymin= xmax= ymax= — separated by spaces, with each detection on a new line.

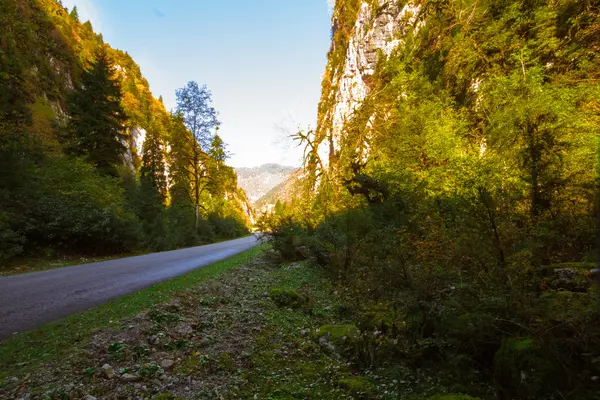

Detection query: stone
xmin=102 ymin=363 xmax=115 ymax=379
xmin=120 ymin=373 xmax=141 ymax=382
xmin=83 ymin=396 xmax=97 ymax=400
xmin=173 ymin=324 xmax=193 ymax=337
xmin=160 ymin=359 xmax=174 ymax=370
xmin=268 ymin=288 xmax=302 ymax=307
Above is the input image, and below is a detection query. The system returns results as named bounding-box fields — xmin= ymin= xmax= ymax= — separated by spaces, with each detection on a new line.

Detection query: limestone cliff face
xmin=316 ymin=0 xmax=422 ymax=168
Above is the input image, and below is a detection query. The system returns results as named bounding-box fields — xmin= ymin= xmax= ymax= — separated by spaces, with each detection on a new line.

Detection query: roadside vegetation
xmin=254 ymin=1 xmax=600 ymax=399
xmin=0 ymin=0 xmax=251 ymax=270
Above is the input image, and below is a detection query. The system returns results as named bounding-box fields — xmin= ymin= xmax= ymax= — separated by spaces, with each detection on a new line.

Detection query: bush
xmin=26 ymin=156 xmax=141 ymax=254
xmin=493 ymin=337 xmax=561 ymax=399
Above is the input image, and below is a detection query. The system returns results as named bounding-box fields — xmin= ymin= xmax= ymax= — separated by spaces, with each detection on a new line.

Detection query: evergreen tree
xmin=65 ymin=47 xmax=127 ymax=177
xmin=207 ymin=133 xmax=235 ymax=198
xmin=69 ymin=5 xmax=79 ymax=22
xmin=208 ymin=133 xmax=228 ymax=164
xmin=140 ymin=125 xmax=167 ymax=204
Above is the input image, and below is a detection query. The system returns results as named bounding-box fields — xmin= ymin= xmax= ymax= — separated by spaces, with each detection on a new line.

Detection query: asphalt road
xmin=0 ymin=235 xmax=259 ymax=341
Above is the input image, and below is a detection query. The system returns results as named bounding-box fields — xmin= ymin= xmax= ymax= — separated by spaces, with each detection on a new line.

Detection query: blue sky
xmin=62 ymin=0 xmax=332 ymax=167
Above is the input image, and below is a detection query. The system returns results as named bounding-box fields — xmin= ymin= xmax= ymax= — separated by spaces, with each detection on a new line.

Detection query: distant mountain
xmin=254 ymin=169 xmax=303 ymax=210
xmin=235 ymin=164 xmax=296 ymax=204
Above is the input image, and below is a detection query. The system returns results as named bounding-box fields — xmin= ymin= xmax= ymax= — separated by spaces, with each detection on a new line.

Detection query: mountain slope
xmin=0 ymin=0 xmax=252 ymax=261
xmin=235 ymin=164 xmax=296 ymax=204
xmin=254 ymin=168 xmax=303 ymax=210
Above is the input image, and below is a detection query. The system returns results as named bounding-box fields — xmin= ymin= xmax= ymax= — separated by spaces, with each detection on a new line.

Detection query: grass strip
xmin=0 ymin=235 xmax=254 ymax=277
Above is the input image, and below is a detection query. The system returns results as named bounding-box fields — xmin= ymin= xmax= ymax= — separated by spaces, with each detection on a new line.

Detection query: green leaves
xmin=65 ymin=47 xmax=128 ymax=178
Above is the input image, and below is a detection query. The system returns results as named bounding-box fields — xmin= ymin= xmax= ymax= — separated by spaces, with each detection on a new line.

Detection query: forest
xmin=0 ymin=0 xmax=251 ymax=266
xmin=260 ymin=0 xmax=600 ymax=398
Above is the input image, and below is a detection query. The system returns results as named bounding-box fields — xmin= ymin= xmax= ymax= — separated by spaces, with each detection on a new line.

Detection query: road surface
xmin=0 ymin=235 xmax=259 ymax=341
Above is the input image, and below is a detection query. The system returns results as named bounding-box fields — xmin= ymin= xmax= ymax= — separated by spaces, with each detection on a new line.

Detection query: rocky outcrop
xmin=317 ymin=1 xmax=422 ymax=167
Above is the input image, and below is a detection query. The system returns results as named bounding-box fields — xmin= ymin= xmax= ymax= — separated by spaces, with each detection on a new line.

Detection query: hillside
xmin=261 ymin=0 xmax=600 ymax=399
xmin=235 ymin=163 xmax=296 ymax=204
xmin=0 ymin=0 xmax=252 ymax=263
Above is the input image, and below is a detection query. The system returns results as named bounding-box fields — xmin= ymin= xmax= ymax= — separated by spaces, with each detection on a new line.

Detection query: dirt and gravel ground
xmin=0 ymin=248 xmax=441 ymax=400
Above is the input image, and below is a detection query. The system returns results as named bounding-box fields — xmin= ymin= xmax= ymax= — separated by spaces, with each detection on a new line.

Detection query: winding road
xmin=0 ymin=235 xmax=259 ymax=341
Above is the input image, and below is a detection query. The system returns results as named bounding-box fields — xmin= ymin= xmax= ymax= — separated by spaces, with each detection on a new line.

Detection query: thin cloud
xmin=153 ymin=8 xmax=166 ymax=18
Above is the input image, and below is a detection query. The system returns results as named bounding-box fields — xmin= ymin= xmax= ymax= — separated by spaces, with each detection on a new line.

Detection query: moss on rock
xmin=315 ymin=324 xmax=360 ymax=343
xmin=269 ymin=288 xmax=302 ymax=307
xmin=314 ymin=324 xmax=361 ymax=359
xmin=338 ymin=376 xmax=375 ymax=398
xmin=358 ymin=304 xmax=394 ymax=332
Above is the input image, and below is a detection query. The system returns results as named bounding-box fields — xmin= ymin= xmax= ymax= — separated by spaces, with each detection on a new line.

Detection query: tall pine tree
xmin=65 ymin=47 xmax=127 ymax=177
xmin=140 ymin=125 xmax=167 ymax=205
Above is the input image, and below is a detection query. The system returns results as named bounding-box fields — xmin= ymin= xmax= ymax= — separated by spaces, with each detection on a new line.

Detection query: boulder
xmin=268 ymin=288 xmax=302 ymax=307
xmin=338 ymin=376 xmax=375 ymax=399
xmin=314 ymin=324 xmax=361 ymax=358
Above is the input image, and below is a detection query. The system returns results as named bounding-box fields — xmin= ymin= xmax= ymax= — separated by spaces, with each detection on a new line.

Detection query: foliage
xmin=175 ymin=81 xmax=219 ymax=151
xmin=263 ymin=0 xmax=600 ymax=398
xmin=0 ymin=0 xmax=251 ymax=265
xmin=64 ymin=47 xmax=128 ymax=177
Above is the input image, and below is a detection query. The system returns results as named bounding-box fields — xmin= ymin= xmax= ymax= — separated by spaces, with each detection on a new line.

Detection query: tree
xmin=65 ymin=47 xmax=128 ymax=177
xmin=207 ymin=133 xmax=236 ymax=199
xmin=175 ymin=81 xmax=219 ymax=151
xmin=208 ymin=132 xmax=228 ymax=163
xmin=69 ymin=6 xmax=79 ymax=22
xmin=173 ymin=81 xmax=219 ymax=229
xmin=140 ymin=124 xmax=167 ymax=204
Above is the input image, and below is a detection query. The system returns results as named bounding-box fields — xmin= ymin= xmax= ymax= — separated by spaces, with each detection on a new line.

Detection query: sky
xmin=61 ymin=0 xmax=332 ymax=168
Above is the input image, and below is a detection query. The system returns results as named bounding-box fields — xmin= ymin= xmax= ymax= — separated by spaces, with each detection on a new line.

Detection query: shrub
xmin=493 ymin=337 xmax=561 ymax=399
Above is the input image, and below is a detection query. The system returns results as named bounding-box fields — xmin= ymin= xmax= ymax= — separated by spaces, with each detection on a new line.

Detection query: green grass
xmin=233 ymin=262 xmax=358 ymax=399
xmin=0 ymin=245 xmax=264 ymax=380
xmin=0 ymin=234 xmax=255 ymax=277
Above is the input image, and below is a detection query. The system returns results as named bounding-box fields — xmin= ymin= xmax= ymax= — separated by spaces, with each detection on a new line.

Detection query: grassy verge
xmin=0 ymin=245 xmax=264 ymax=380
xmin=233 ymin=262 xmax=442 ymax=399
xmin=0 ymin=235 xmax=254 ymax=277
xmin=0 ymin=253 xmax=142 ymax=277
